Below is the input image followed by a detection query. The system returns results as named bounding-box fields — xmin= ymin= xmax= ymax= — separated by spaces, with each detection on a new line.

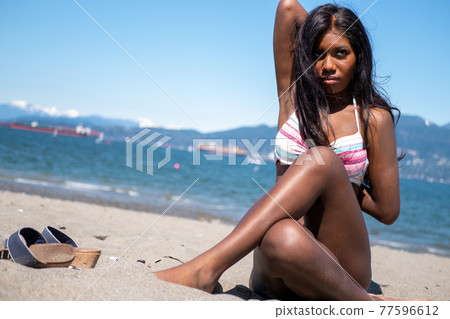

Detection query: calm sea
xmin=1 ymin=127 xmax=449 ymax=257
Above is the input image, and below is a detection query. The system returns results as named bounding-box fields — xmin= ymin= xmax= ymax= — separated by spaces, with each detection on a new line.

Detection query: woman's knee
xmin=293 ymin=146 xmax=344 ymax=176
xmin=259 ymin=220 xmax=317 ymax=270
xmin=307 ymin=145 xmax=340 ymax=165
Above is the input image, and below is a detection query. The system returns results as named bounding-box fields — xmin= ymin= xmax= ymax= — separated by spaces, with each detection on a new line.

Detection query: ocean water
xmin=1 ymin=127 xmax=449 ymax=257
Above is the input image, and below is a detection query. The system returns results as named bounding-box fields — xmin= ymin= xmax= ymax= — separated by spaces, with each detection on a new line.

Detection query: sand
xmin=0 ymin=190 xmax=448 ymax=301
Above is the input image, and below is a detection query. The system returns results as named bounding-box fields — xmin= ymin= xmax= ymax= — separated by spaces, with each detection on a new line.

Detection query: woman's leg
xmin=156 ymin=147 xmax=372 ymax=299
xmin=249 ymin=195 xmax=372 ymax=300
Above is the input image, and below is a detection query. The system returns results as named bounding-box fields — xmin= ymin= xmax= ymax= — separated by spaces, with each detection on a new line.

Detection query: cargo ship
xmin=197 ymin=143 xmax=248 ymax=156
xmin=1 ymin=121 xmax=103 ymax=138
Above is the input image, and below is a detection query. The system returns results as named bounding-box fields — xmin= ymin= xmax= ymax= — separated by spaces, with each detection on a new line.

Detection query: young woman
xmin=156 ymin=0 xmax=403 ymax=300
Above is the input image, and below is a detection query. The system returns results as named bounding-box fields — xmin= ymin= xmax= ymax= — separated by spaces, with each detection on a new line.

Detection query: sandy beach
xmin=0 ymin=190 xmax=448 ymax=301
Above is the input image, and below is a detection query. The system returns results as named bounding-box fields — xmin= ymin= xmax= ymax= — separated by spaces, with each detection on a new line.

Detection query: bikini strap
xmin=352 ymin=97 xmax=361 ymax=133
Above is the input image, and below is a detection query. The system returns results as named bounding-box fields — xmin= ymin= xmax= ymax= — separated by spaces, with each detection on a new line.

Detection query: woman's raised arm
xmin=273 ymin=0 xmax=308 ymax=129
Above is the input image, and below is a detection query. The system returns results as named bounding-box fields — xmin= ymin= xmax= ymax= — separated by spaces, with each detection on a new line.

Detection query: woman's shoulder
xmin=367 ymin=106 xmax=395 ymax=129
xmin=366 ymin=106 xmax=396 ymax=142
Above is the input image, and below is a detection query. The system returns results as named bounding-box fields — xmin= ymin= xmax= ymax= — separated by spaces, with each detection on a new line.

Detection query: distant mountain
xmin=0 ymin=102 xmax=50 ymax=119
xmin=395 ymin=115 xmax=450 ymax=183
xmin=11 ymin=114 xmax=139 ymax=129
xmin=0 ymin=102 xmax=138 ymax=128
xmin=1 ymin=102 xmax=449 ymax=183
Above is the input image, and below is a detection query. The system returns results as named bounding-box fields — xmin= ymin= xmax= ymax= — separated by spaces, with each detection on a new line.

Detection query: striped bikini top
xmin=274 ymin=97 xmax=369 ymax=186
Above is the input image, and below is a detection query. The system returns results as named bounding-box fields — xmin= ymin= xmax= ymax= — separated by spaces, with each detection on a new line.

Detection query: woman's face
xmin=314 ymin=28 xmax=356 ymax=95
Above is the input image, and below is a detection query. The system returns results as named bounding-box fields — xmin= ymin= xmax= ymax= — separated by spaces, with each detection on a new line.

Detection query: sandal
xmin=42 ymin=226 xmax=101 ymax=269
xmin=6 ymin=227 xmax=75 ymax=268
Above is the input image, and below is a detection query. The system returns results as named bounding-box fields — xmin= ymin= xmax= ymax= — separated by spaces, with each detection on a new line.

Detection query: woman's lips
xmin=322 ymin=78 xmax=338 ymax=85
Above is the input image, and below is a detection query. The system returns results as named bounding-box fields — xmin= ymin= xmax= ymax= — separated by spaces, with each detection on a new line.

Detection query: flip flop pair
xmin=1 ymin=226 xmax=100 ymax=269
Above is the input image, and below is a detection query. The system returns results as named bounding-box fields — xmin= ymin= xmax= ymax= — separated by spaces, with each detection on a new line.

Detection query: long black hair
xmin=293 ymin=4 xmax=400 ymax=150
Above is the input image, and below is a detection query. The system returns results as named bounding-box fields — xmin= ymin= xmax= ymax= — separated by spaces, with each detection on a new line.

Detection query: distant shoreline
xmin=0 ymin=177 xmax=237 ymax=225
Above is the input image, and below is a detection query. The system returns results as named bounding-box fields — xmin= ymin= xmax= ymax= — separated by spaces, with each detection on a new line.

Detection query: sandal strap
xmin=7 ymin=228 xmax=46 ymax=267
xmin=42 ymin=226 xmax=78 ymax=248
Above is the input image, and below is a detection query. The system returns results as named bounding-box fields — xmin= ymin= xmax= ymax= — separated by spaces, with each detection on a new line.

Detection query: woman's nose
xmin=321 ymin=55 xmax=336 ymax=75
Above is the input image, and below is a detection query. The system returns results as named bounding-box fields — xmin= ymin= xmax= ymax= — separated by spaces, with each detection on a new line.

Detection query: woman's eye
xmin=336 ymin=50 xmax=349 ymax=57
xmin=314 ymin=51 xmax=324 ymax=59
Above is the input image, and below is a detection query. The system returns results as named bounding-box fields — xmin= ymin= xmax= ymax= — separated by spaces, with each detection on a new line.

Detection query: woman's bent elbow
xmin=277 ymin=0 xmax=302 ymax=16
xmin=379 ymin=207 xmax=400 ymax=225
xmin=278 ymin=0 xmax=297 ymax=11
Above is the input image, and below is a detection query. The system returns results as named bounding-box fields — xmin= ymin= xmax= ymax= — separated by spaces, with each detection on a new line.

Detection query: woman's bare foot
xmin=155 ymin=261 xmax=219 ymax=293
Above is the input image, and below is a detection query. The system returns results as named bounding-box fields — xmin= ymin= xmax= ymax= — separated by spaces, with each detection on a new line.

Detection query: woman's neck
xmin=326 ymin=90 xmax=353 ymax=113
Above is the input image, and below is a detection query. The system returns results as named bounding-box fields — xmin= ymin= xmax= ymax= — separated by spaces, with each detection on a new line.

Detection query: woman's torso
xmin=274 ymin=98 xmax=369 ymax=191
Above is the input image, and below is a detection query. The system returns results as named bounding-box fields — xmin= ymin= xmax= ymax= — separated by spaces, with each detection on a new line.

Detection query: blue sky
xmin=1 ymin=0 xmax=449 ymax=132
